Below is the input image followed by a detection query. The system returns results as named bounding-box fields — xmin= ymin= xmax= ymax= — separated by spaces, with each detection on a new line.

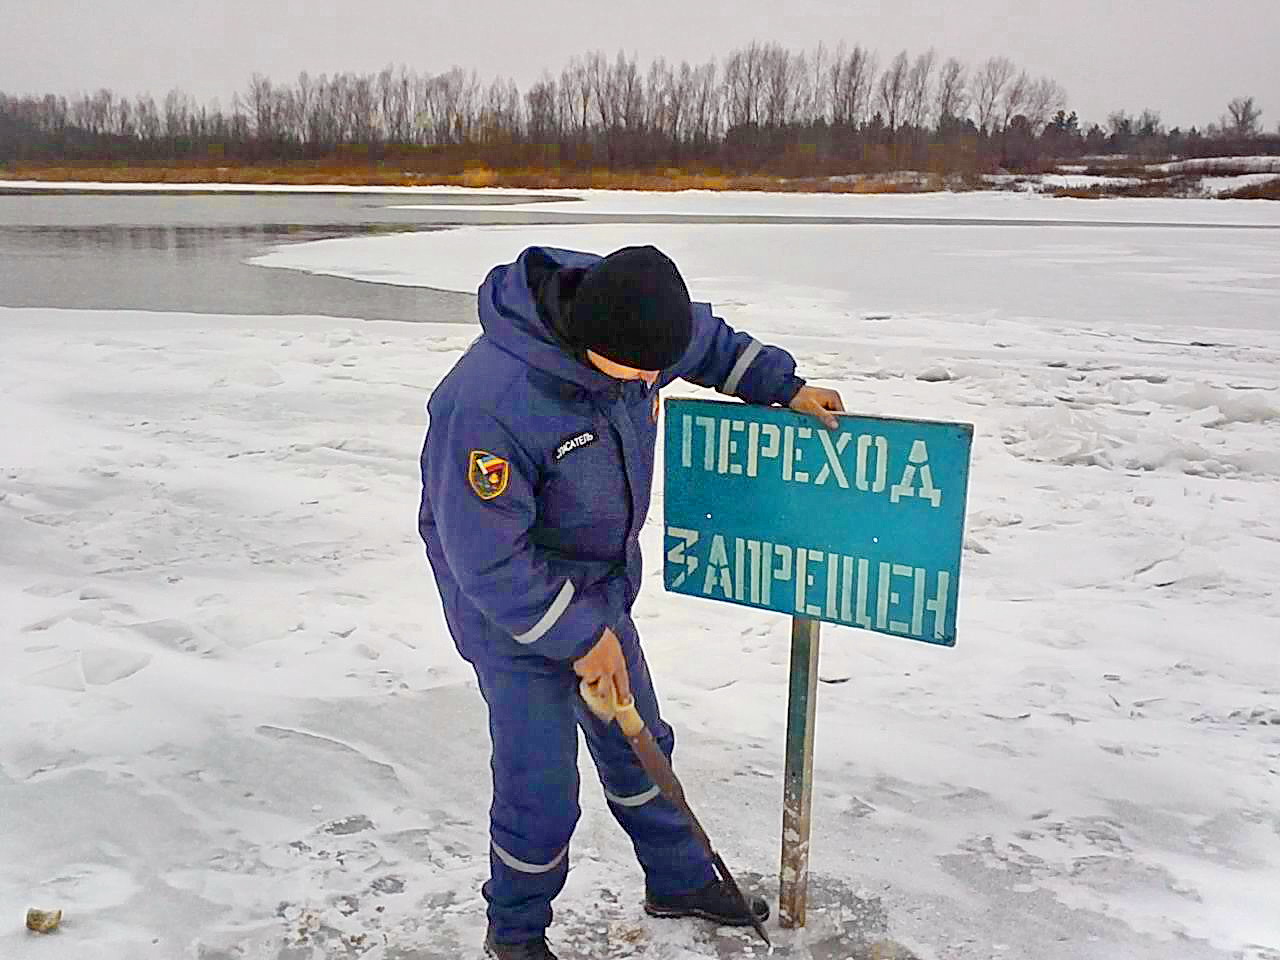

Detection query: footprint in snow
xmin=81 ymin=647 xmax=152 ymax=685
xmin=126 ymin=618 xmax=220 ymax=656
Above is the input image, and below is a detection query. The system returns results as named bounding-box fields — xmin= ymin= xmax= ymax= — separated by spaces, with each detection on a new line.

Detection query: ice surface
xmin=251 ymin=217 xmax=1280 ymax=333
xmin=382 ymin=187 xmax=1280 ymax=225
xmin=0 ymin=179 xmax=552 ymax=195
xmin=2 ymin=191 xmax=1279 ymax=960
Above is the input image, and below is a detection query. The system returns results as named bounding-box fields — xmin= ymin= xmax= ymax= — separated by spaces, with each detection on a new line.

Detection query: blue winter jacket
xmin=418 ymin=246 xmax=804 ymax=663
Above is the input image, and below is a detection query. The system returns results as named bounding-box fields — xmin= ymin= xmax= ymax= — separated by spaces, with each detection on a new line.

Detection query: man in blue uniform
xmin=419 ymin=245 xmax=843 ymax=960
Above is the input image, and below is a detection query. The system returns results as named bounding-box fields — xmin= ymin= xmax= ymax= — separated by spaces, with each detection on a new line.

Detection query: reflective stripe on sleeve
xmin=604 ymin=784 xmax=661 ymax=808
xmin=491 ymin=840 xmax=569 ymax=874
xmin=720 ymin=339 xmax=763 ymax=397
xmin=513 ymin=579 xmax=575 ymax=645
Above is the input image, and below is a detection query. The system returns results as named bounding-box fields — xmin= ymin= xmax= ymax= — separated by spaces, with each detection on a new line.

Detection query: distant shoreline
xmin=3 ymin=163 xmax=1277 ymax=199
xmin=0 ymin=165 xmax=953 ymax=195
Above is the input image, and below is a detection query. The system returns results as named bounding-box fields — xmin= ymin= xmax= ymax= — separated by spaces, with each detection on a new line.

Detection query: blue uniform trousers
xmin=466 ymin=616 xmax=715 ymax=944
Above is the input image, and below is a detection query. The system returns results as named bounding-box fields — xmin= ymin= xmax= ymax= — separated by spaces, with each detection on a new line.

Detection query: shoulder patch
xmin=468 ymin=450 xmax=510 ymax=500
xmin=554 ymin=430 xmax=598 ymax=462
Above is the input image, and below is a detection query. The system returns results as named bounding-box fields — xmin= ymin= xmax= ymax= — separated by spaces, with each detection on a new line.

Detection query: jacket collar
xmin=478 ymin=246 xmax=620 ymax=395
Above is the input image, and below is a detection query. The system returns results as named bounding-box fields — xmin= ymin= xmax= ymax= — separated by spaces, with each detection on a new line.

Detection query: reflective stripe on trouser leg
xmin=473 ymin=649 xmax=581 ymax=945
xmin=576 ymin=617 xmax=716 ymax=898
xmin=491 ymin=840 xmax=569 ymax=874
xmin=604 ymin=785 xmax=661 ymax=808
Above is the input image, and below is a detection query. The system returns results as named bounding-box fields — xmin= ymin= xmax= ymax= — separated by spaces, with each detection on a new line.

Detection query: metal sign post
xmin=779 ymin=615 xmax=820 ymax=927
xmin=662 ymin=397 xmax=973 ymax=928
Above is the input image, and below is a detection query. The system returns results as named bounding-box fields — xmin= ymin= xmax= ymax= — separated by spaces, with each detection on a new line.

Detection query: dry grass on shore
xmin=2 ymin=164 xmax=963 ymax=194
xmin=1221 ymin=178 xmax=1280 ymax=200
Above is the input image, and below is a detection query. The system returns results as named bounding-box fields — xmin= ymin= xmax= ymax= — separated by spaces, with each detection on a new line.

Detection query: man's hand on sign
xmin=573 ymin=626 xmax=631 ymax=704
xmin=789 ymin=385 xmax=845 ymax=430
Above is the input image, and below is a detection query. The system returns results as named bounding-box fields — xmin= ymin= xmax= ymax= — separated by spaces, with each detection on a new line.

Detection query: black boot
xmin=483 ymin=928 xmax=559 ymax=960
xmin=644 ymin=878 xmax=771 ymax=926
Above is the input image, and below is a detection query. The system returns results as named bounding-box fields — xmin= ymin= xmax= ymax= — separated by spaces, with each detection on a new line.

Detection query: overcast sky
xmin=4 ymin=0 xmax=1278 ymax=130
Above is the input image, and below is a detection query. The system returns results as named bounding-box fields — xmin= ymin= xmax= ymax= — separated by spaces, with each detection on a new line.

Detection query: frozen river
xmin=3 ymin=185 xmax=1278 ymax=331
xmin=2 ymin=183 xmax=1278 ymax=960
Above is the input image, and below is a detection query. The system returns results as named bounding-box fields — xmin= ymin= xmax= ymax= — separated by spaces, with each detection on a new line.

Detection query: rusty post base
xmin=778 ymin=615 xmax=821 ymax=928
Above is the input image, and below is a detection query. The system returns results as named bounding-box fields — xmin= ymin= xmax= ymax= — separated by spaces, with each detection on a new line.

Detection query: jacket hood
xmin=477 ymin=246 xmax=620 ymax=393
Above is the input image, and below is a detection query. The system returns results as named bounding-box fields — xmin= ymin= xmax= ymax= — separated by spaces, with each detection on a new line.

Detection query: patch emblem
xmin=554 ymin=430 xmax=598 ymax=462
xmin=468 ymin=450 xmax=510 ymax=500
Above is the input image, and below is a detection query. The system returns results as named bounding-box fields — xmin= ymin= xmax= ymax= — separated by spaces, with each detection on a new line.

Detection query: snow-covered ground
xmin=986 ymin=170 xmax=1280 ymax=199
xmin=1151 ymin=157 xmax=1280 ymax=175
xmin=1034 ymin=174 xmax=1144 ymax=190
xmin=986 ymin=174 xmax=1144 ymax=192
xmin=1198 ymin=174 xmax=1280 ymax=197
xmin=2 ymin=190 xmax=1279 ymax=960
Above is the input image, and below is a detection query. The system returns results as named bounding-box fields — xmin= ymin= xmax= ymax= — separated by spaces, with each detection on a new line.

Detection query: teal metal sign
xmin=663 ymin=398 xmax=973 ymax=646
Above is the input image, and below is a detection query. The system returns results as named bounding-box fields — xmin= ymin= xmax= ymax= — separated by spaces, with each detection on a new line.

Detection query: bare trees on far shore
xmin=0 ymin=42 xmax=1273 ymax=176
xmin=1224 ymin=96 xmax=1262 ymax=138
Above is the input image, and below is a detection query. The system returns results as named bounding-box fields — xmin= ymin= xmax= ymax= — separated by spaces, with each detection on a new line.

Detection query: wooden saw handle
xmin=579 ymin=678 xmax=645 ymax=737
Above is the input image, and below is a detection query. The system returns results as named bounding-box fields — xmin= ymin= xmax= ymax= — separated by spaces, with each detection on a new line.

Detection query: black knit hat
xmin=566 ymin=245 xmax=693 ymax=370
